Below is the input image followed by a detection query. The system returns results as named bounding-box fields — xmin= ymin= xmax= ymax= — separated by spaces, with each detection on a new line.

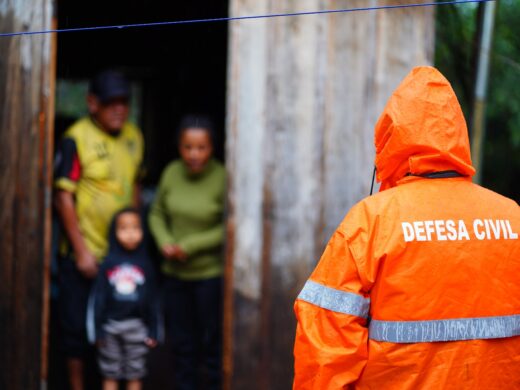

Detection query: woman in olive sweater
xmin=148 ymin=115 xmax=225 ymax=390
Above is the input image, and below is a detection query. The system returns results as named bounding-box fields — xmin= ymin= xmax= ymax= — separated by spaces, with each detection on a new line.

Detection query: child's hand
xmin=144 ymin=337 xmax=158 ymax=348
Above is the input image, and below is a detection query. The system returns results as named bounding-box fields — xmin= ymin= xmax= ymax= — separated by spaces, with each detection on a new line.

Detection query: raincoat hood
xmin=374 ymin=66 xmax=475 ymax=191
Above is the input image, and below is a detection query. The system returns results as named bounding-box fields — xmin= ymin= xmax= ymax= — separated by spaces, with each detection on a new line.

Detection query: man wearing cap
xmin=54 ymin=70 xmax=144 ymax=390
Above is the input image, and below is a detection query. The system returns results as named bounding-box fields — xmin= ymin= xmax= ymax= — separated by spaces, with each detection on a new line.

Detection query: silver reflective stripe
xmin=297 ymin=280 xmax=370 ymax=319
xmin=369 ymin=314 xmax=520 ymax=343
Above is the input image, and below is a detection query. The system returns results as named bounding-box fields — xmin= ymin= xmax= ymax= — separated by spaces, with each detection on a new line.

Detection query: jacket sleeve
xmin=148 ymin=166 xmax=177 ymax=249
xmin=54 ymin=137 xmax=81 ymax=193
xmin=176 ymin=222 xmax=224 ymax=257
xmin=87 ymin=264 xmax=109 ymax=344
xmin=293 ymin=206 xmax=375 ymax=389
xmin=144 ymin=264 xmax=164 ymax=343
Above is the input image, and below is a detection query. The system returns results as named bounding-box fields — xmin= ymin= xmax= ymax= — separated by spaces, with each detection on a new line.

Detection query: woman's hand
xmin=161 ymin=244 xmax=188 ymax=262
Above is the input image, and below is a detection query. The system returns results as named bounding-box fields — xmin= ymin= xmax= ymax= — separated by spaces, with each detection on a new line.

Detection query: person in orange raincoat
xmin=293 ymin=66 xmax=520 ymax=389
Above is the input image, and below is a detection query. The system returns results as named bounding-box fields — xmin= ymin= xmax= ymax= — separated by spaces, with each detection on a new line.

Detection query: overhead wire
xmin=0 ymin=0 xmax=494 ymax=38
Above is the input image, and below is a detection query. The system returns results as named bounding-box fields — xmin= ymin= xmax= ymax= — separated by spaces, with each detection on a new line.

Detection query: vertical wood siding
xmin=0 ymin=1 xmax=55 ymax=388
xmin=226 ymin=1 xmax=434 ymax=388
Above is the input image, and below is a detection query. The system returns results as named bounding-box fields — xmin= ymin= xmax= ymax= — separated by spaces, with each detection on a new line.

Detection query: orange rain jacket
xmin=293 ymin=66 xmax=520 ymax=389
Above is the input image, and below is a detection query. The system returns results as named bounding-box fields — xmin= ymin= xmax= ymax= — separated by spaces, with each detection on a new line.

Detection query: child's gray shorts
xmin=98 ymin=318 xmax=149 ymax=380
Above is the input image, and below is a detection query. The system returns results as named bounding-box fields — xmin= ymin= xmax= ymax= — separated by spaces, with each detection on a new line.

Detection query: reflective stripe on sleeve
xmin=369 ymin=314 xmax=520 ymax=343
xmin=297 ymin=280 xmax=370 ymax=319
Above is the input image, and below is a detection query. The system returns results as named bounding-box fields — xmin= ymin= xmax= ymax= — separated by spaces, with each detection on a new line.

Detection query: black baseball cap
xmin=88 ymin=70 xmax=131 ymax=103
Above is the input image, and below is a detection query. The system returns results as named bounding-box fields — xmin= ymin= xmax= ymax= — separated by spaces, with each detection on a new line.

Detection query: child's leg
xmin=98 ymin=322 xmax=124 ymax=386
xmin=126 ymin=379 xmax=142 ymax=390
xmin=121 ymin=319 xmax=148 ymax=384
xmin=103 ymin=378 xmax=118 ymax=390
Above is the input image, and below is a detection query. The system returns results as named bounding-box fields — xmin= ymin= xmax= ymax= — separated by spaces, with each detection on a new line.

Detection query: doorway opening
xmin=50 ymin=2 xmax=229 ymax=388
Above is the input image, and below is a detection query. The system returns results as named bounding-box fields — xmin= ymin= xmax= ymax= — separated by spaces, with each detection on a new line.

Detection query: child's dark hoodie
xmin=87 ymin=209 xmax=162 ymax=344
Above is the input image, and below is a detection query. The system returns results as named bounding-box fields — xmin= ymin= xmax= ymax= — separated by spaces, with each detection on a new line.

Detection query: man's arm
xmin=53 ymin=136 xmax=97 ymax=278
xmin=54 ymin=190 xmax=98 ymax=278
xmin=148 ymin=166 xmax=178 ymax=254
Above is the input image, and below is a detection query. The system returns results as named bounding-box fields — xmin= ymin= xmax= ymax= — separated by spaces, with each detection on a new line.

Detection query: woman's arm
xmin=176 ymin=222 xmax=225 ymax=256
xmin=148 ymin=167 xmax=177 ymax=249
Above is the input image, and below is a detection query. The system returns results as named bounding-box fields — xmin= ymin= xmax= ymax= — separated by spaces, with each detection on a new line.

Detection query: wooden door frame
xmin=0 ymin=2 xmax=56 ymax=388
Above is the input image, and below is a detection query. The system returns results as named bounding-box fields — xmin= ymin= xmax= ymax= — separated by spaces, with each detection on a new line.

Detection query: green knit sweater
xmin=148 ymin=159 xmax=226 ymax=280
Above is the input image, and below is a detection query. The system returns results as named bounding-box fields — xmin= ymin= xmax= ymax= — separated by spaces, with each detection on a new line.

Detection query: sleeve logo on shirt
xmin=401 ymin=219 xmax=518 ymax=242
xmin=107 ymin=264 xmax=145 ymax=300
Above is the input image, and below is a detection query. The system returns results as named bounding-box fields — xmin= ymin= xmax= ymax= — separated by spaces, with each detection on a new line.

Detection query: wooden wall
xmin=0 ymin=1 xmax=55 ymax=388
xmin=225 ymin=1 xmax=434 ymax=388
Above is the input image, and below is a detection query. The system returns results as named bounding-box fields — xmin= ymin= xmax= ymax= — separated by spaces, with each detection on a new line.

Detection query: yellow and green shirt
xmin=54 ymin=117 xmax=144 ymax=260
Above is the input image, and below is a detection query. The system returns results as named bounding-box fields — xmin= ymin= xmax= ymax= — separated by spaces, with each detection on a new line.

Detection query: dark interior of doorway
xmin=50 ymin=2 xmax=228 ymax=389
xmin=55 ymin=0 xmax=229 ymax=185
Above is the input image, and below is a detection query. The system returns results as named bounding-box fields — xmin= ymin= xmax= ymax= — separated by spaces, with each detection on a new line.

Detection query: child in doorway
xmin=87 ymin=208 xmax=162 ymax=390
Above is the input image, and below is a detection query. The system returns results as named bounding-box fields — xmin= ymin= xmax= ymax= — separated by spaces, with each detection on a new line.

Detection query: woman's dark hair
xmin=177 ymin=114 xmax=215 ymax=144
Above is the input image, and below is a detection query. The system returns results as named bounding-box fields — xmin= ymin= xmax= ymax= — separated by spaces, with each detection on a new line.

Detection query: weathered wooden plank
xmin=0 ymin=1 xmax=55 ymax=388
xmin=262 ymin=3 xmax=328 ymax=387
xmin=226 ymin=2 xmax=327 ymax=387
xmin=40 ymin=13 xmax=57 ymax=387
xmin=225 ymin=2 xmax=269 ymax=388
